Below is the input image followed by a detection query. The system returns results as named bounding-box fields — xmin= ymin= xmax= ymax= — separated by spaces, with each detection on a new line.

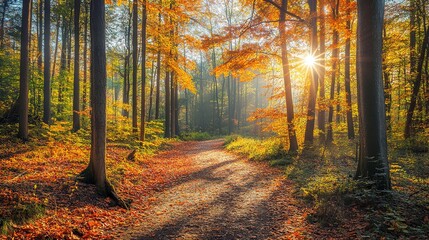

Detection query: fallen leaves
xmin=0 ymin=135 xmax=195 ymax=239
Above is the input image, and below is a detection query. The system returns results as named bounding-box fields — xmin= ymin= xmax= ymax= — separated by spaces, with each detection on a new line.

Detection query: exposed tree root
xmin=127 ymin=149 xmax=136 ymax=161
xmin=106 ymin=180 xmax=132 ymax=210
xmin=77 ymin=168 xmax=131 ymax=210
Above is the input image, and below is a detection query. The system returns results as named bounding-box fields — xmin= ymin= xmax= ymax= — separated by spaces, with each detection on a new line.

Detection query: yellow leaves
xmin=167 ymin=59 xmax=197 ymax=93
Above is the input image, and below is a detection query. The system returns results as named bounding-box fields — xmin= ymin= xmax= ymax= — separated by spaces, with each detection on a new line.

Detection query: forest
xmin=0 ymin=0 xmax=428 ymax=238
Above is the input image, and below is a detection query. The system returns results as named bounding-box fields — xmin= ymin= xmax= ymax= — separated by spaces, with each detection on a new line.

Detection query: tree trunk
xmin=344 ymin=0 xmax=355 ymax=139
xmin=327 ymin=1 xmax=339 ymax=143
xmin=79 ymin=0 xmax=129 ymax=209
xmin=170 ymin=73 xmax=176 ymax=137
xmin=73 ymin=0 xmax=81 ymax=132
xmin=43 ymin=0 xmax=51 ymax=124
xmin=140 ymin=0 xmax=147 ymax=141
xmin=58 ymin=18 xmax=67 ymax=114
xmin=37 ymin=0 xmax=43 ymax=71
xmin=355 ymin=0 xmax=391 ymax=190
xmin=404 ymin=28 xmax=429 ymax=138
xmin=164 ymin=72 xmax=171 ymax=137
xmin=410 ymin=0 xmax=416 ymax=75
xmin=155 ymin=11 xmax=161 ymax=120
xmin=304 ymin=0 xmax=319 ymax=145
xmin=51 ymin=16 xmax=59 ymax=83
xmin=155 ymin=49 xmax=161 ymax=119
xmin=317 ymin=0 xmax=326 ymax=142
xmin=148 ymin=60 xmax=155 ymax=121
xmin=18 ymin=0 xmax=31 ymax=140
xmin=279 ymin=0 xmax=298 ymax=152
xmin=122 ymin=8 xmax=131 ymax=118
xmin=83 ymin=0 xmax=89 ymax=112
xmin=132 ymin=0 xmax=138 ymax=132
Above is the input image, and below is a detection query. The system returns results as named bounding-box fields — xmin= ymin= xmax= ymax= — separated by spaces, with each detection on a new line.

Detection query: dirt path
xmin=119 ymin=139 xmax=311 ymax=239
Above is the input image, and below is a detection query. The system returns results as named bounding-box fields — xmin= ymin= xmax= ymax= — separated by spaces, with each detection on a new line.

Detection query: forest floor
xmin=1 ymin=125 xmax=429 ymax=239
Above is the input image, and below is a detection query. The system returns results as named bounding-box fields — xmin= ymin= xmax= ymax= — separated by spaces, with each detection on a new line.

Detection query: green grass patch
xmin=1 ymin=201 xmax=46 ymax=235
xmin=180 ymin=132 xmax=214 ymax=141
xmin=224 ymin=136 xmax=287 ymax=161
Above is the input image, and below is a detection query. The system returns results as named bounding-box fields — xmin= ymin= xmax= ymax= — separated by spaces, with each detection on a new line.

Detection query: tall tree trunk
xmin=344 ymin=0 xmax=355 ymax=139
xmin=82 ymin=0 xmax=88 ymax=112
xmin=410 ymin=0 xmax=416 ymax=75
xmin=51 ymin=16 xmax=59 ymax=82
xmin=43 ymin=0 xmax=51 ymax=124
xmin=148 ymin=60 xmax=155 ymax=121
xmin=58 ymin=18 xmax=67 ymax=114
xmin=73 ymin=0 xmax=81 ymax=132
xmin=78 ymin=0 xmax=128 ymax=209
xmin=140 ymin=0 xmax=147 ymax=141
xmin=67 ymin=8 xmax=72 ymax=71
xmin=37 ymin=0 xmax=43 ymax=71
xmin=304 ymin=0 xmax=319 ymax=144
xmin=404 ymin=28 xmax=429 ymax=138
xmin=327 ymin=28 xmax=338 ymax=143
xmin=132 ymin=0 xmax=138 ymax=132
xmin=327 ymin=1 xmax=339 ymax=143
xmin=171 ymin=73 xmax=176 ymax=137
xmin=155 ymin=10 xmax=161 ymax=120
xmin=355 ymin=0 xmax=391 ymax=190
xmin=122 ymin=8 xmax=131 ymax=118
xmin=164 ymin=72 xmax=171 ymax=137
xmin=318 ymin=0 xmax=326 ymax=142
xmin=383 ymin=26 xmax=392 ymax=130
xmin=279 ymin=0 xmax=298 ymax=152
xmin=18 ymin=0 xmax=31 ymax=140
xmin=155 ymin=49 xmax=161 ymax=119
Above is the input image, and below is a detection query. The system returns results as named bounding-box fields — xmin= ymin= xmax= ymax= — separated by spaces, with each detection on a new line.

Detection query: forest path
xmin=120 ymin=139 xmax=311 ymax=239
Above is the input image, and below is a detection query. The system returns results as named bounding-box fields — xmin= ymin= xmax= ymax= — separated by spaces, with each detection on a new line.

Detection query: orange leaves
xmin=167 ymin=59 xmax=197 ymax=93
xmin=213 ymin=44 xmax=270 ymax=79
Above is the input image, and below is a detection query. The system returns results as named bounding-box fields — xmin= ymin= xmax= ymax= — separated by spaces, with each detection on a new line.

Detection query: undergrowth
xmin=0 ymin=120 xmax=178 ymax=236
xmin=224 ymin=134 xmax=429 ymax=238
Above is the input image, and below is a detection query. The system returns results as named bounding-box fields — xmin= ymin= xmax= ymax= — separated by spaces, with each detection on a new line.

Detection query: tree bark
xmin=73 ymin=0 xmax=81 ymax=132
xmin=140 ymin=0 xmax=147 ymax=141
xmin=304 ymin=0 xmax=319 ymax=144
xmin=43 ymin=0 xmax=51 ymax=124
xmin=355 ymin=0 xmax=391 ymax=190
xmin=164 ymin=72 xmax=171 ymax=137
xmin=132 ymin=0 xmax=138 ymax=132
xmin=155 ymin=10 xmax=161 ymax=120
xmin=82 ymin=0 xmax=89 ymax=112
xmin=37 ymin=0 xmax=43 ymax=71
xmin=18 ymin=0 xmax=31 ymax=140
xmin=327 ymin=1 xmax=339 ymax=143
xmin=79 ymin=0 xmax=129 ymax=209
xmin=279 ymin=0 xmax=298 ymax=152
xmin=317 ymin=0 xmax=326 ymax=142
xmin=344 ymin=0 xmax=355 ymax=139
xmin=148 ymin=60 xmax=155 ymax=121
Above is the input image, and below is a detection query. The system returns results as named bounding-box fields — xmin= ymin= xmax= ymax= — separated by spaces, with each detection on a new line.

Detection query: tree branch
xmin=263 ymin=0 xmax=305 ymax=22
